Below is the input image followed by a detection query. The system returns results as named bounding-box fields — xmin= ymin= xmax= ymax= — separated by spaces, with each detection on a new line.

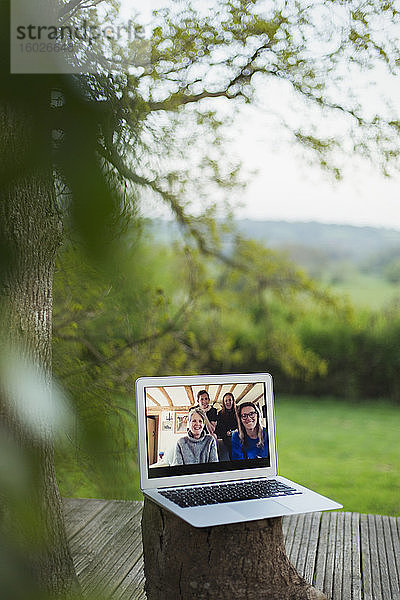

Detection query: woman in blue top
xmin=231 ymin=401 xmax=268 ymax=460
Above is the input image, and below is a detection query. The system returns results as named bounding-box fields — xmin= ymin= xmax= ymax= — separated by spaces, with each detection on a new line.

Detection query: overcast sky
xmin=230 ymin=103 xmax=400 ymax=230
xmin=119 ymin=0 xmax=400 ymax=230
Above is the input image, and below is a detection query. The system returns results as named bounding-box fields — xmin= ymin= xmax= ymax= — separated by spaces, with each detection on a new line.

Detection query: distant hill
xmin=235 ymin=220 xmax=400 ymax=264
xmin=147 ymin=218 xmax=400 ymax=267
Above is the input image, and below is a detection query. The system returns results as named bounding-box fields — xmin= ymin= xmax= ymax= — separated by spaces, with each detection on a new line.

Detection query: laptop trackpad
xmin=231 ymin=499 xmax=293 ymax=520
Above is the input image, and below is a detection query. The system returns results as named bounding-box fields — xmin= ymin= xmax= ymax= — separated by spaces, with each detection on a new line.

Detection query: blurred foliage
xmin=52 ymin=234 xmax=200 ymax=498
xmin=54 ymin=229 xmax=400 ymax=502
xmin=361 ymin=245 xmax=400 ymax=278
xmin=53 ymin=225 xmax=349 ymax=498
xmin=280 ymin=303 xmax=400 ymax=401
xmin=384 ymin=258 xmax=400 ymax=284
xmin=53 ymin=221 xmax=400 ymax=504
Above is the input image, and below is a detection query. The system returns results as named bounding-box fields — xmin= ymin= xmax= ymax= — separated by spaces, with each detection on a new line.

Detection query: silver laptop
xmin=136 ymin=373 xmax=342 ymax=527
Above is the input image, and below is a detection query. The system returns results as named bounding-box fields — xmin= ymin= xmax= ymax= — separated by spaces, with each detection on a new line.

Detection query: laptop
xmin=136 ymin=373 xmax=342 ymax=527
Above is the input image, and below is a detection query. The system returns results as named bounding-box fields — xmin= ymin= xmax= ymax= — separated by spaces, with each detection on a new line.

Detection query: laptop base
xmin=144 ymin=475 xmax=342 ymax=528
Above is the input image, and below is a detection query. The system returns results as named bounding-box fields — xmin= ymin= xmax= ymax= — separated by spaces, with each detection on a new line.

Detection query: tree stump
xmin=142 ymin=498 xmax=326 ymax=600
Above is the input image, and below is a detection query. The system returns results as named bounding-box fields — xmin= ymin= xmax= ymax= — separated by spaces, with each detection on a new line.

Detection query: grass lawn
xmin=331 ymin=272 xmax=400 ymax=309
xmin=275 ymin=395 xmax=400 ymax=516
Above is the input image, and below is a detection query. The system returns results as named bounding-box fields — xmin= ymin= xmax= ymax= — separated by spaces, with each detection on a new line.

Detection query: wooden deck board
xmin=333 ymin=511 xmax=344 ymax=600
xmin=314 ymin=510 xmax=330 ymax=594
xmin=289 ymin=513 xmax=306 ymax=569
xmin=368 ymin=514 xmax=383 ymax=600
xmin=376 ymin=515 xmax=391 ymax=600
xmin=81 ymin=522 xmax=142 ymax=596
xmin=295 ymin=512 xmax=311 ymax=577
xmin=68 ymin=501 xmax=134 ymax=575
xmin=284 ymin=513 xmax=299 ymax=559
xmin=78 ymin=503 xmax=143 ymax=595
xmin=303 ymin=512 xmax=321 ymax=585
xmin=382 ymin=516 xmax=400 ymax=600
xmin=351 ymin=512 xmax=362 ymax=600
xmin=281 ymin=512 xmax=293 ymax=544
xmin=112 ymin=552 xmax=145 ymax=600
xmin=360 ymin=513 xmax=373 ymax=600
xmin=64 ymin=497 xmax=110 ymax=540
xmin=63 ymin=499 xmax=400 ymax=600
xmin=341 ymin=512 xmax=352 ymax=600
xmin=323 ymin=511 xmax=337 ymax=599
xmin=389 ymin=516 xmax=400 ymax=599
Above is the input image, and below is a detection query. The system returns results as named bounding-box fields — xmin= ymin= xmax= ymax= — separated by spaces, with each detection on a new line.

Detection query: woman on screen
xmin=215 ymin=392 xmax=238 ymax=459
xmin=196 ymin=389 xmax=217 ymax=437
xmin=172 ymin=407 xmax=218 ymax=465
xmin=231 ymin=402 xmax=268 ymax=460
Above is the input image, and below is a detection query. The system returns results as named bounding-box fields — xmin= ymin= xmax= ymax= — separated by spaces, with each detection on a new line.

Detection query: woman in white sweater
xmin=172 ymin=407 xmax=218 ymax=465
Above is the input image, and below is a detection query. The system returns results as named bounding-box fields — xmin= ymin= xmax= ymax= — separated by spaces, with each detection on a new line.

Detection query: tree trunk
xmin=0 ymin=97 xmax=79 ymax=598
xmin=142 ymin=498 xmax=326 ymax=600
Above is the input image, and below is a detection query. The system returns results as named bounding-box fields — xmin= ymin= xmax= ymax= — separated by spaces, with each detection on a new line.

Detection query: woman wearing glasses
xmin=231 ymin=401 xmax=268 ymax=460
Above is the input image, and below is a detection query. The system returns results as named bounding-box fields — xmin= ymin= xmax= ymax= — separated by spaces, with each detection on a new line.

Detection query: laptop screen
xmin=144 ymin=381 xmax=271 ymax=479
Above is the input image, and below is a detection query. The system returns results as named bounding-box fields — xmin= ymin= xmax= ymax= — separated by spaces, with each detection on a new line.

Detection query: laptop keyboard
xmin=159 ymin=479 xmax=302 ymax=508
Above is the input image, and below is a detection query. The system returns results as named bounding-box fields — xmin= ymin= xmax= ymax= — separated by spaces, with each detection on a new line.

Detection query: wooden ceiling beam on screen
xmin=147 ymin=406 xmax=190 ymax=415
xmin=254 ymin=392 xmax=265 ymax=404
xmin=205 ymin=385 xmax=209 ymax=392
xmin=185 ymin=386 xmax=195 ymax=406
xmin=147 ymin=393 xmax=160 ymax=406
xmin=158 ymin=387 xmax=173 ymax=407
xmin=214 ymin=384 xmax=222 ymax=404
xmin=229 ymin=384 xmax=237 ymax=394
xmin=236 ymin=383 xmax=255 ymax=402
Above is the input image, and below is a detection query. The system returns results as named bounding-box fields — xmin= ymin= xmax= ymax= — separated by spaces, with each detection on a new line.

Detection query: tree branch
xmin=58 ymin=0 xmax=104 ymax=19
xmin=148 ymin=40 xmax=272 ymax=111
xmin=56 ymin=297 xmax=194 ymax=380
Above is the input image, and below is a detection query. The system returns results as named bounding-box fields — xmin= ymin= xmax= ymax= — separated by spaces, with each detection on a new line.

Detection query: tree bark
xmin=142 ymin=498 xmax=326 ymax=600
xmin=0 ymin=97 xmax=79 ymax=598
